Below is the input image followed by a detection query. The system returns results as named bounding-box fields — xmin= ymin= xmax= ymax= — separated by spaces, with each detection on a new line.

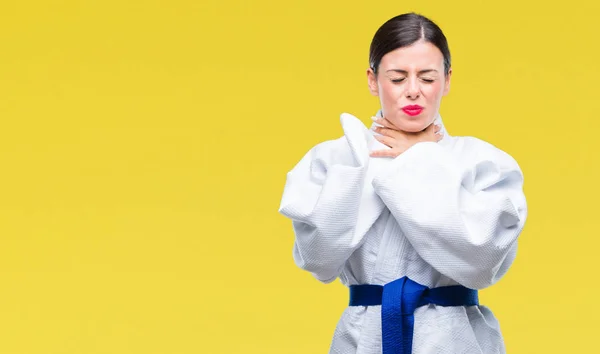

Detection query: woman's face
xmin=367 ymin=40 xmax=451 ymax=133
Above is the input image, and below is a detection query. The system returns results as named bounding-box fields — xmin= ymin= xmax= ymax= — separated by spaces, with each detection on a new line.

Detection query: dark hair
xmin=369 ymin=12 xmax=451 ymax=76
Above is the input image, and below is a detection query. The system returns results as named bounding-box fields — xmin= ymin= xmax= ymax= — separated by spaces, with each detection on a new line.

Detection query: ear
xmin=367 ymin=68 xmax=379 ymax=96
xmin=443 ymin=68 xmax=452 ymax=96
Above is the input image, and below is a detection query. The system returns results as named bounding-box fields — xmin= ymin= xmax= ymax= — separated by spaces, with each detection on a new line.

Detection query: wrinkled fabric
xmin=278 ymin=111 xmax=528 ymax=354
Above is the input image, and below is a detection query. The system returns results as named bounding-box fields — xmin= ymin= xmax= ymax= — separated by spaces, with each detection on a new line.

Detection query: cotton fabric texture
xmin=278 ymin=110 xmax=528 ymax=353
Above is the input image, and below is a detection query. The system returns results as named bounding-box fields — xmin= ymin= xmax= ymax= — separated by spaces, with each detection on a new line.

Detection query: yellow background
xmin=0 ymin=0 xmax=598 ymax=353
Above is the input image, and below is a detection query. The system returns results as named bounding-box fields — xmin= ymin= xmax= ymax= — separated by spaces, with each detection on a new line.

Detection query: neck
xmin=371 ymin=108 xmax=451 ymax=139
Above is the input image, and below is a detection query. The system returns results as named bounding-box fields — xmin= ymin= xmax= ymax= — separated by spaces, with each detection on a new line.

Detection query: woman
xmin=278 ymin=12 xmax=527 ymax=354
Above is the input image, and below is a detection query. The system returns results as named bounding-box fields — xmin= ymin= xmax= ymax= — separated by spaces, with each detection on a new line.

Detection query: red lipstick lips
xmin=402 ymin=105 xmax=423 ymax=117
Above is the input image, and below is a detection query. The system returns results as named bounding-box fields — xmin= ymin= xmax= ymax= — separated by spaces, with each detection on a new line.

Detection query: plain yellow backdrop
xmin=0 ymin=0 xmax=598 ymax=353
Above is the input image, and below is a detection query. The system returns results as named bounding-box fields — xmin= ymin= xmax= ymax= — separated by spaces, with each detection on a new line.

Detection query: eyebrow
xmin=385 ymin=69 xmax=439 ymax=74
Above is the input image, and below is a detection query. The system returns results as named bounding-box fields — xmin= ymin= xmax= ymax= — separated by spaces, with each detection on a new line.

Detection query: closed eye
xmin=391 ymin=78 xmax=435 ymax=83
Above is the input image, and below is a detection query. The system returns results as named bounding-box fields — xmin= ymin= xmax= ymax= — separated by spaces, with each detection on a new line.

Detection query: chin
xmin=394 ymin=117 xmax=430 ymax=132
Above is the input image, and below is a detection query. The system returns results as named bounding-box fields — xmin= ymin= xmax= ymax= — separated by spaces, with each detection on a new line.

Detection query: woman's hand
xmin=370 ymin=116 xmax=443 ymax=158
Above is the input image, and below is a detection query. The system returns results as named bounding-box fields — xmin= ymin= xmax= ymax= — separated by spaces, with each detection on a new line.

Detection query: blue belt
xmin=349 ymin=276 xmax=479 ymax=354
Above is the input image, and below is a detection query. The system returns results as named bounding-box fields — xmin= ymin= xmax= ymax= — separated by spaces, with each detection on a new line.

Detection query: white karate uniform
xmin=278 ymin=111 xmax=528 ymax=354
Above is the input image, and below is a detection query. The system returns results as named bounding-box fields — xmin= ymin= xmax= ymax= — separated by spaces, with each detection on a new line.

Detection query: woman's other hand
xmin=370 ymin=116 xmax=443 ymax=158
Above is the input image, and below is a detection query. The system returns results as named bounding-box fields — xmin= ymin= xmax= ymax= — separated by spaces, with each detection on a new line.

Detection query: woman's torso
xmin=329 ymin=133 xmax=507 ymax=354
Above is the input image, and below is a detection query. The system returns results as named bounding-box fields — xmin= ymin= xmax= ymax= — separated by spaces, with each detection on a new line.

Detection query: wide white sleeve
xmin=371 ymin=139 xmax=528 ymax=289
xmin=278 ymin=114 xmax=384 ymax=283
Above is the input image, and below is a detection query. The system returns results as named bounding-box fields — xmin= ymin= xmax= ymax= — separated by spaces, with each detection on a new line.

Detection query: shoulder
xmin=305 ymin=136 xmax=349 ymax=160
xmin=287 ymin=135 xmax=352 ymax=178
xmin=452 ymin=136 xmax=522 ymax=172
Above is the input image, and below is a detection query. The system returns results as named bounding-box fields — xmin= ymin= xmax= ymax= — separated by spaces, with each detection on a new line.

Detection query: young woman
xmin=279 ymin=12 xmax=527 ymax=354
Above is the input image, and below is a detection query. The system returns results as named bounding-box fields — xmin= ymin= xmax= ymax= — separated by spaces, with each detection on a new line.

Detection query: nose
xmin=405 ymin=77 xmax=420 ymax=100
